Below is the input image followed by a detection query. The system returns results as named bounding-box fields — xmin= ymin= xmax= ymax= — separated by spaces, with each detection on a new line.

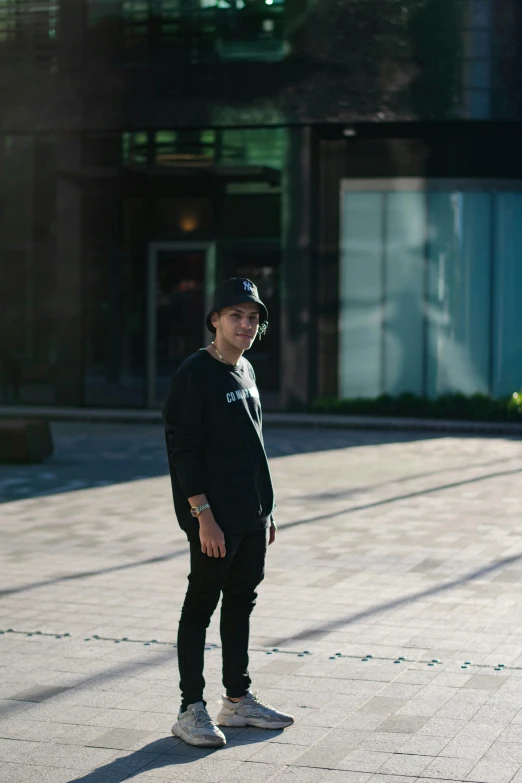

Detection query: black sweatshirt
xmin=163 ymin=349 xmax=275 ymax=533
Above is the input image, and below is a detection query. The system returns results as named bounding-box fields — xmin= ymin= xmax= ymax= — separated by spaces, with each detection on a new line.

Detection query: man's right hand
xmin=198 ymin=513 xmax=226 ymax=558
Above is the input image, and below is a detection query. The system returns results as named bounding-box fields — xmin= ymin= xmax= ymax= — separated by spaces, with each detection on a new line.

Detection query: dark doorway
xmin=153 ymin=246 xmax=208 ymax=406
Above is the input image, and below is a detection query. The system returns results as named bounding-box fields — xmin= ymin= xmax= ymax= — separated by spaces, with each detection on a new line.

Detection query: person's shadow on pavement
xmin=70 ymin=730 xmax=282 ymax=782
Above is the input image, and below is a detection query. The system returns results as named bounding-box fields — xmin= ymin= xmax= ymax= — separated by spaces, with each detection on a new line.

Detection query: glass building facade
xmin=339 ymin=180 xmax=522 ymax=401
xmin=1 ymin=0 xmax=522 ymax=410
xmin=0 ymin=135 xmax=57 ymax=405
xmin=0 ymin=127 xmax=284 ymax=408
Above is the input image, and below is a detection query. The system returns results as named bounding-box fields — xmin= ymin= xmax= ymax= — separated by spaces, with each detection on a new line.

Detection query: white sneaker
xmin=216 ymin=691 xmax=294 ymax=730
xmin=172 ymin=701 xmax=226 ymax=747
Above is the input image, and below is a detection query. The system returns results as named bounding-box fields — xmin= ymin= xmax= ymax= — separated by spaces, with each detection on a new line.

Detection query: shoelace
xmin=246 ymin=692 xmax=274 ymax=711
xmin=192 ymin=707 xmax=214 ymax=728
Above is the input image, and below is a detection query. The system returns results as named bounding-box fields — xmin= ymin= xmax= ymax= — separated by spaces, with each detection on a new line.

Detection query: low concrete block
xmin=0 ymin=418 xmax=54 ymax=463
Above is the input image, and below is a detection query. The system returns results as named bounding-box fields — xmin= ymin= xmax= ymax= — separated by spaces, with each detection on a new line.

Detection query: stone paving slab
xmin=1 ymin=423 xmax=522 ymax=782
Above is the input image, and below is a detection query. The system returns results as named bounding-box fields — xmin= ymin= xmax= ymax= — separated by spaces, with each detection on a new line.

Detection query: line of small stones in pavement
xmin=0 ymin=629 xmax=513 ymax=671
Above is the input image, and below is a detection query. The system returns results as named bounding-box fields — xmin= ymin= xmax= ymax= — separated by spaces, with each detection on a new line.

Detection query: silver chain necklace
xmin=211 ymin=341 xmax=238 ymax=367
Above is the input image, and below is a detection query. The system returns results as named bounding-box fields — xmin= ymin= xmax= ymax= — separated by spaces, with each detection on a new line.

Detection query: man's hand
xmin=199 ymin=513 xmax=226 ymax=558
xmin=269 ymin=522 xmax=276 ymax=546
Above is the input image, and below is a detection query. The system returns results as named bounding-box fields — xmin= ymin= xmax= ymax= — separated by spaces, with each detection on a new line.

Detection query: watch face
xmin=191 ymin=508 xmax=198 ymax=517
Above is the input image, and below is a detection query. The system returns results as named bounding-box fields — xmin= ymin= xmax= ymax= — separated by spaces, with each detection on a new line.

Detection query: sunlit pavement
xmin=1 ymin=422 xmax=522 ymax=783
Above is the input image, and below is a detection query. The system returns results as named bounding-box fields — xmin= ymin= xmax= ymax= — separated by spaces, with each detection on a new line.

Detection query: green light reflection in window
xmin=121 ymin=128 xmax=285 ymax=170
xmin=0 ymin=0 xmax=59 ymax=42
xmin=220 ymin=128 xmax=285 ymax=170
xmin=122 ymin=131 xmax=149 ymax=164
xmin=120 ymin=0 xmax=285 ymax=62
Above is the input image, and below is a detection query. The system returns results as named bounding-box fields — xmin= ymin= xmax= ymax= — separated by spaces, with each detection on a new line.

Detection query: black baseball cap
xmin=206 ymin=278 xmax=269 ymax=337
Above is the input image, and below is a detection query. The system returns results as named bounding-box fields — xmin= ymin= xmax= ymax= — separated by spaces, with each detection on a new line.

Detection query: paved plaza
xmin=1 ymin=422 xmax=522 ymax=783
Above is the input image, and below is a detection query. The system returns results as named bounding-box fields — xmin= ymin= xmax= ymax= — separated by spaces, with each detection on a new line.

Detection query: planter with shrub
xmin=311 ymin=391 xmax=522 ymax=423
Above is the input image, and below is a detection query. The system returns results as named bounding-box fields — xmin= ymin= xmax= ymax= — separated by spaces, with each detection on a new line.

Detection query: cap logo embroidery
xmin=243 ymin=281 xmax=254 ymax=293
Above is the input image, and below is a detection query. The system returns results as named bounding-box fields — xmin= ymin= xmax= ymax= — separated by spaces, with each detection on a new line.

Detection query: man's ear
xmin=211 ymin=310 xmax=219 ymax=330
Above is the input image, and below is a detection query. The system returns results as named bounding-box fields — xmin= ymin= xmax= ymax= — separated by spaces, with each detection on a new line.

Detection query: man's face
xmin=212 ymin=303 xmax=260 ymax=350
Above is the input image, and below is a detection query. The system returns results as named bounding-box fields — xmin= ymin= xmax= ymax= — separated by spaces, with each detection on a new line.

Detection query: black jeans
xmin=177 ymin=525 xmax=268 ymax=711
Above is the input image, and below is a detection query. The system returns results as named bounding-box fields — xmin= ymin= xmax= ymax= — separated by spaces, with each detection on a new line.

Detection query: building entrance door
xmin=147 ymin=242 xmax=216 ymax=407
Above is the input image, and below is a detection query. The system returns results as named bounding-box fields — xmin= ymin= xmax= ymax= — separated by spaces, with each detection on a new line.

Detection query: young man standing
xmin=163 ymin=277 xmax=294 ymax=748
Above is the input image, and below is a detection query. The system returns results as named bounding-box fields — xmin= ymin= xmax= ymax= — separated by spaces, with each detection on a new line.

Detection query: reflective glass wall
xmin=88 ymin=0 xmax=286 ymax=64
xmin=0 ymin=127 xmax=283 ymax=409
xmin=426 ymin=191 xmax=491 ymax=397
xmin=2 ymin=0 xmax=522 ymax=132
xmin=83 ymin=127 xmax=283 ymax=408
xmin=339 ymin=180 xmax=522 ymax=400
xmin=0 ymin=135 xmax=57 ymax=405
xmin=493 ymin=194 xmax=522 ymax=394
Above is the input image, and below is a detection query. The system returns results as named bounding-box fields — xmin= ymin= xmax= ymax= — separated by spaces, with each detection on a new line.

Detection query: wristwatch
xmin=191 ymin=502 xmax=211 ymax=518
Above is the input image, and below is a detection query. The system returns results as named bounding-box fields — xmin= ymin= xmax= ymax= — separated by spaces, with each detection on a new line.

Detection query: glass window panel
xmin=468 ymin=60 xmax=491 ymax=90
xmin=116 ymin=0 xmax=285 ymax=63
xmin=469 ymin=0 xmax=491 ymax=29
xmin=493 ymin=193 xmax=522 ymax=397
xmin=464 ymin=30 xmax=489 ymax=59
xmin=122 ymin=131 xmax=149 ymax=164
xmin=144 ymin=130 xmax=218 ymax=167
xmin=0 ymin=135 xmax=57 ymax=405
xmin=84 ymin=245 xmax=147 ymax=408
xmin=467 ymin=90 xmax=490 ymax=120
xmin=339 ymin=192 xmax=383 ymax=399
xmin=219 ymin=128 xmax=285 ymax=170
xmin=426 ymin=192 xmax=491 ymax=398
xmin=83 ymin=138 xmax=147 ymax=408
xmin=384 ymin=192 xmax=425 ymax=396
xmin=0 ymin=0 xmax=59 ymax=67
xmin=155 ymin=249 xmax=206 ymax=405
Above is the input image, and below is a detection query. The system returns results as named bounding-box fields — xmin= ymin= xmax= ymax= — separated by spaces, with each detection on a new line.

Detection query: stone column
xmin=51 ymin=1 xmax=87 ymax=405
xmin=280 ymin=126 xmax=315 ymax=411
xmin=316 ymin=138 xmax=346 ymax=398
xmin=53 ymin=136 xmax=85 ymax=405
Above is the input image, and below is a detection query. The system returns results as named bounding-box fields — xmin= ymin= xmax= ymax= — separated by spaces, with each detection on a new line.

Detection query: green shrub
xmin=507 ymin=391 xmax=522 ymax=417
xmin=311 ymin=390 xmax=522 ymax=423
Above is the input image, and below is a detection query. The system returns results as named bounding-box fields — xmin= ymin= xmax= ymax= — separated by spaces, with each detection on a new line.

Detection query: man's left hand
xmin=269 ymin=522 xmax=276 ymax=545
